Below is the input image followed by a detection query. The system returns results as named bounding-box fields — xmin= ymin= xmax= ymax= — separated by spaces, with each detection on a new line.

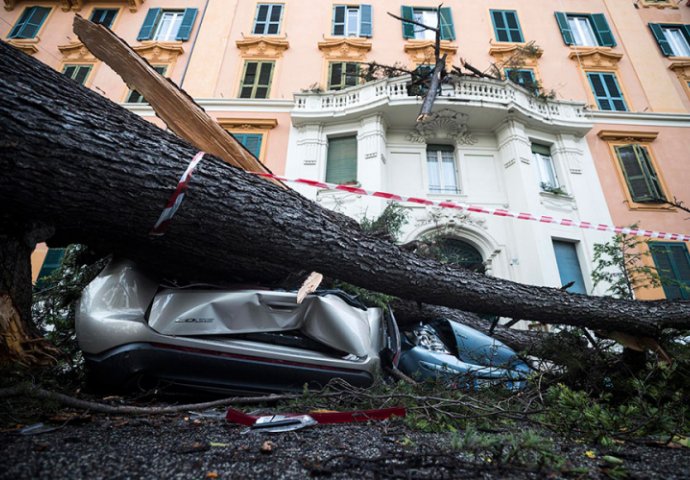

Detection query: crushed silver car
xmin=77 ymin=259 xmax=400 ymax=393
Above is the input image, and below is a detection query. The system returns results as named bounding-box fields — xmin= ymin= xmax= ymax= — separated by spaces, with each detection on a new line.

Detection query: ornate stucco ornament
xmin=407 ymin=109 xmax=476 ymax=145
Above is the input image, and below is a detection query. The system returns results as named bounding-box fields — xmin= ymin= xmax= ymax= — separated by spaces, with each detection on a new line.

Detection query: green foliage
xmin=542 ymin=361 xmax=690 ymax=446
xmin=359 ymin=202 xmax=408 ymax=242
xmin=540 ymin=182 xmax=568 ymax=196
xmin=32 ymin=245 xmax=107 ymax=368
xmin=452 ymin=425 xmax=567 ymax=472
xmin=591 ymin=225 xmax=661 ymax=299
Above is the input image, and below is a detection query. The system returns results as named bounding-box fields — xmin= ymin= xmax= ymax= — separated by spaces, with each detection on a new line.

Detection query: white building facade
xmin=287 ymin=76 xmax=614 ymax=299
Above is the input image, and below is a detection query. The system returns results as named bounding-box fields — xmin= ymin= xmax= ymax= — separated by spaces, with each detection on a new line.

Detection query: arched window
xmin=437 ymin=238 xmax=485 ymax=273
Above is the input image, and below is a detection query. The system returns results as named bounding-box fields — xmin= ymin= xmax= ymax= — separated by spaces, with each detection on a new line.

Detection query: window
xmin=332 ymin=5 xmax=372 ymax=37
xmin=126 ymin=65 xmax=167 ymax=102
xmin=253 ymin=4 xmax=283 ymax=35
xmin=401 ymin=6 xmax=455 ymax=41
xmin=62 ymin=64 xmax=92 ymax=86
xmin=649 ymin=24 xmax=690 ymax=57
xmin=532 ymin=144 xmax=558 ymax=191
xmin=239 ymin=61 xmax=274 ymax=98
xmin=137 ymin=8 xmax=198 ymax=42
xmin=90 ymin=8 xmax=118 ymax=29
xmin=490 ymin=10 xmax=523 ymax=43
xmin=505 ymin=68 xmax=538 ymax=93
xmin=7 ymin=6 xmax=50 ymax=39
xmin=553 ymin=241 xmax=587 ymax=294
xmin=436 ymin=238 xmax=484 ymax=273
xmin=35 ymin=248 xmax=65 ymax=289
xmin=587 ymin=72 xmax=627 ymax=111
xmin=614 ymin=144 xmax=665 ymax=203
xmin=427 ymin=145 xmax=458 ymax=194
xmin=555 ymin=13 xmax=616 ymax=47
xmin=326 ymin=136 xmax=357 ymax=184
xmin=232 ymin=133 xmax=263 ymax=159
xmin=328 ymin=62 xmax=360 ymax=90
xmin=650 ymin=243 xmax=690 ymax=300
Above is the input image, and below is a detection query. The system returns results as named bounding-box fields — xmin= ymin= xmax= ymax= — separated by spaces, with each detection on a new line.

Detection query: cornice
xmin=317 ymin=38 xmax=371 ymax=60
xmin=568 ymin=47 xmax=623 ymax=69
xmin=236 ymin=37 xmax=290 ymax=59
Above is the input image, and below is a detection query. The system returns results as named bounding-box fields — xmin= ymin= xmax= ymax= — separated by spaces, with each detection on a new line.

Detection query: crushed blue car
xmin=398 ymin=319 xmax=530 ymax=390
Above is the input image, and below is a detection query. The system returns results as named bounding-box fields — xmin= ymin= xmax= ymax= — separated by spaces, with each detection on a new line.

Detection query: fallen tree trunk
xmin=1 ymin=41 xmax=689 ymax=340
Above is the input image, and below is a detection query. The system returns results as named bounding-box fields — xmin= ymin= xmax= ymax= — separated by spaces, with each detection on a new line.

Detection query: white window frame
xmin=662 ymin=27 xmax=690 ymax=57
xmin=535 ymin=151 xmax=559 ymax=191
xmin=153 ymin=11 xmax=184 ymax=41
xmin=345 ymin=6 xmax=361 ymax=37
xmin=413 ymin=9 xmax=438 ymax=40
xmin=426 ymin=146 xmax=459 ymax=194
xmin=567 ymin=16 xmax=597 ymax=47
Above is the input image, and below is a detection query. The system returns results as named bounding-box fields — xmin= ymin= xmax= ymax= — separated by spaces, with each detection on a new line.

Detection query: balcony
xmin=293 ymin=76 xmax=591 ymax=135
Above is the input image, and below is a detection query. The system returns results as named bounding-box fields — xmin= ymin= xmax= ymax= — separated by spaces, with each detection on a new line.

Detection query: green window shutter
xmin=332 ymin=5 xmax=345 ymax=35
xmin=326 ymin=136 xmax=357 ymax=184
xmin=684 ymin=25 xmax=690 ymax=44
xmin=491 ymin=10 xmax=523 ymax=43
xmin=239 ymin=61 xmax=274 ymax=98
xmin=90 ymin=8 xmax=118 ymax=28
xmin=9 ymin=6 xmax=50 ymax=39
xmin=328 ymin=62 xmax=342 ymax=90
xmin=591 ymin=13 xmax=616 ymax=47
xmin=176 ymin=8 xmax=198 ymax=41
xmin=587 ymin=72 xmax=627 ymax=111
xmin=615 ymin=145 xmax=663 ymax=202
xmin=650 ymin=243 xmax=690 ymax=300
xmin=401 ymin=6 xmax=415 ymax=39
xmin=63 ymin=64 xmax=92 ymax=86
xmin=649 ymin=23 xmax=674 ymax=56
xmin=360 ymin=4 xmax=373 ymax=38
xmin=634 ymin=145 xmax=665 ymax=201
xmin=233 ymin=133 xmax=263 ymax=159
xmin=439 ymin=7 xmax=455 ymax=40
xmin=506 ymin=69 xmax=536 ymax=92
xmin=137 ymin=8 xmax=161 ymax=41
xmin=555 ymin=12 xmax=574 ymax=46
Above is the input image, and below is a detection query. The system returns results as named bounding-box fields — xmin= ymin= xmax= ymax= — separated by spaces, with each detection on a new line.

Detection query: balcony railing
xmin=294 ymin=76 xmax=589 ymax=124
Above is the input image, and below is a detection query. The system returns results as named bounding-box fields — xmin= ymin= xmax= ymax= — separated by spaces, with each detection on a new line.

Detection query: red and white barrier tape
xmin=149 ymin=151 xmax=205 ymax=237
xmin=252 ymin=172 xmax=690 ymax=242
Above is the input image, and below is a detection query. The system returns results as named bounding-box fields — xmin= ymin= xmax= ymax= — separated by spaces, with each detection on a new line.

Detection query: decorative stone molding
xmin=488 ymin=43 xmax=543 ymax=67
xmin=638 ymin=0 xmax=678 ymax=9
xmin=58 ymin=41 xmax=96 ymax=62
xmin=317 ymin=38 xmax=371 ymax=61
xmin=70 ymin=0 xmax=143 ymax=11
xmin=236 ymin=37 xmax=289 ymax=59
xmin=4 ymin=0 xmax=143 ymax=11
xmin=568 ymin=47 xmax=623 ymax=69
xmin=6 ymin=38 xmax=38 ymax=55
xmin=404 ymin=40 xmax=457 ymax=66
xmin=217 ymin=118 xmax=278 ymax=130
xmin=669 ymin=61 xmax=690 ymax=98
xmin=132 ymin=42 xmax=184 ymax=64
xmin=4 ymin=0 xmax=69 ymax=11
xmin=407 ymin=109 xmax=476 ymax=144
xmin=597 ymin=130 xmax=658 ymax=142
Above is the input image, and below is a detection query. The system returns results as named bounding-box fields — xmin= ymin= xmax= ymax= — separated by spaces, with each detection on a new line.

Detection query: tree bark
xmin=1 ymin=41 xmax=689 ymax=338
xmin=0 ymin=217 xmax=56 ymax=364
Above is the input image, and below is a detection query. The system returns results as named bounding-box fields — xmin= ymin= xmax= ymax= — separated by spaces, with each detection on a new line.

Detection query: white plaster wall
xmin=286 ymin=108 xmax=615 ymax=297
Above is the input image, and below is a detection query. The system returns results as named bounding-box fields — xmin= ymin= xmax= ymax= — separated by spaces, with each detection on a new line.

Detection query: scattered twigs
xmin=0 ymin=384 xmax=310 ymax=414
